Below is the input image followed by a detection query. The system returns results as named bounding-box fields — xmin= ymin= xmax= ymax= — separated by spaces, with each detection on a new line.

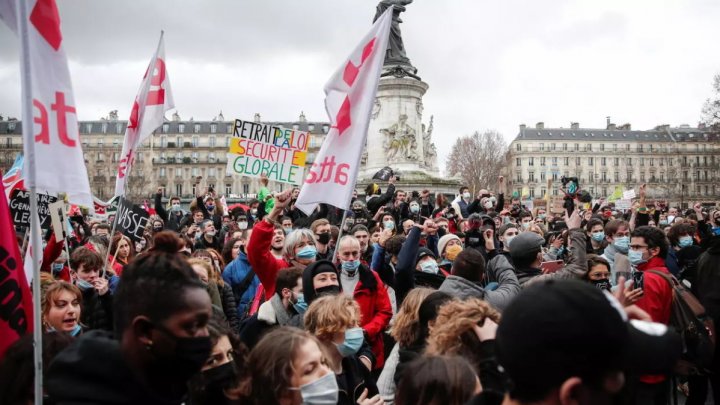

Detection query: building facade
xmin=0 ymin=112 xmax=329 ymax=202
xmin=506 ymin=121 xmax=720 ymax=208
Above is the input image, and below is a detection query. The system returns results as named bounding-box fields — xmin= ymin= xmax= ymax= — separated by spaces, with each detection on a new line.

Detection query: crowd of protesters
xmin=3 ymin=173 xmax=720 ymax=405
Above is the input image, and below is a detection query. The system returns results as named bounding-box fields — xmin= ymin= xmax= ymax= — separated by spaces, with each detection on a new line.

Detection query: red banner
xmin=0 ymin=174 xmax=34 ymax=358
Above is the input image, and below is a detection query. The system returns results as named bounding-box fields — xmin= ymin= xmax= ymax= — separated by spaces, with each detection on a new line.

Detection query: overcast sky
xmin=2 ymin=0 xmax=720 ymax=170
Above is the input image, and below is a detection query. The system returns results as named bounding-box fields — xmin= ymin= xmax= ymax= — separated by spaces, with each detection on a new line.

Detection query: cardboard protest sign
xmin=49 ymin=201 xmax=67 ymax=242
xmin=113 ymin=199 xmax=150 ymax=242
xmin=9 ymin=189 xmax=57 ymax=228
xmin=226 ymin=119 xmax=309 ymax=185
xmin=551 ymin=198 xmax=565 ymax=214
xmin=622 ymin=189 xmax=636 ymax=200
xmin=615 ymin=199 xmax=632 ymax=210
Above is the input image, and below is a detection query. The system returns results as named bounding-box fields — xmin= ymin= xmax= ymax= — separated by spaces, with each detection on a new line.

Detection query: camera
xmin=560 ymin=176 xmax=579 ymax=197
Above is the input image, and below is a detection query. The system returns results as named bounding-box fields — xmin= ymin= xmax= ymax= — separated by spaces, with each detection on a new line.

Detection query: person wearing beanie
xmin=510 ymin=209 xmax=589 ymax=287
xmin=438 ymin=233 xmax=463 ymax=271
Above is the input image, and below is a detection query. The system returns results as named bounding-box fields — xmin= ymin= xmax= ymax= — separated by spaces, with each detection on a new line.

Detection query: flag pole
xmin=333 ymin=209 xmax=349 ymax=265
xmin=16 ymin=0 xmax=43 ymax=402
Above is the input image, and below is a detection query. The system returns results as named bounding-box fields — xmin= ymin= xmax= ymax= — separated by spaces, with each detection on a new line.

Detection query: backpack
xmin=648 ymin=270 xmax=716 ymax=375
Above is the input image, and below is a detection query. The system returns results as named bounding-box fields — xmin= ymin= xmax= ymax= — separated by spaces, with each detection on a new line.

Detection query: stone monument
xmin=359 ymin=0 xmax=458 ymax=194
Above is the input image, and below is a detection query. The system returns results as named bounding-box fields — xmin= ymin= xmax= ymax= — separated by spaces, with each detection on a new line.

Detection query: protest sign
xmin=113 ymin=199 xmax=149 ymax=242
xmin=615 ymin=199 xmax=632 ymax=210
xmin=372 ymin=166 xmax=395 ymax=181
xmin=622 ymin=189 xmax=636 ymax=200
xmin=524 ymin=199 xmax=534 ymax=212
xmin=551 ymin=198 xmax=565 ymax=214
xmin=49 ymin=201 xmax=67 ymax=242
xmin=226 ymin=119 xmax=309 ymax=185
xmin=9 ymin=189 xmax=57 ymax=228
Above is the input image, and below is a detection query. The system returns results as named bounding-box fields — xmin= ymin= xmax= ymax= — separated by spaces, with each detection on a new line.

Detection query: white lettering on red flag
xmin=295 ymin=7 xmax=393 ymax=215
xmin=114 ymin=34 xmax=174 ymax=196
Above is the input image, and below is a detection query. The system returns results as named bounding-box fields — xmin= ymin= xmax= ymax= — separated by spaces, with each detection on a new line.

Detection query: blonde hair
xmin=390 ymin=287 xmax=435 ymax=347
xmin=304 ymin=294 xmax=360 ymax=341
xmin=42 ymin=281 xmax=82 ymax=320
xmin=188 ymin=258 xmax=212 ymax=279
xmin=426 ymin=298 xmax=500 ymax=358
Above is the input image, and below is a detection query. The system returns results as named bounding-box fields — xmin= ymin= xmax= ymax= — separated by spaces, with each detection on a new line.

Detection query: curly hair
xmin=304 ymin=294 xmax=360 ymax=342
xmin=426 ymin=298 xmax=500 ymax=371
xmin=390 ymin=287 xmax=435 ymax=347
xmin=667 ymin=222 xmax=695 ymax=247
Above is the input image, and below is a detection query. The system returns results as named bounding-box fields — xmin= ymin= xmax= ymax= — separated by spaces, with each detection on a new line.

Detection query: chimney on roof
xmin=520 ymin=124 xmax=526 ymax=131
xmin=606 ymin=116 xmax=611 ymax=127
xmin=571 ymin=122 xmax=579 ymax=129
xmin=655 ymin=124 xmax=670 ymax=131
xmin=536 ymin=122 xmax=544 ymax=129
xmin=618 ymin=123 xmax=631 ymax=130
xmin=299 ymin=111 xmax=307 ymax=123
xmin=607 ymin=123 xmax=616 ymax=130
xmin=254 ymin=113 xmax=261 ymax=123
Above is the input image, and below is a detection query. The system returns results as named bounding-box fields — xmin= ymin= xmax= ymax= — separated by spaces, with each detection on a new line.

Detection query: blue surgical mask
xmin=171 ymin=204 xmax=182 ymax=212
xmin=678 ymin=236 xmax=694 ymax=248
xmin=628 ymin=249 xmax=646 ymax=266
xmin=504 ymin=235 xmax=516 ymax=248
xmin=69 ymin=323 xmax=82 ymax=336
xmin=410 ymin=205 xmax=420 ymax=214
xmin=538 ymin=214 xmax=546 ymax=220
xmin=384 ymin=221 xmax=395 ymax=230
xmin=293 ymin=293 xmax=308 ymax=314
xmin=291 ymin=372 xmax=339 ymax=404
xmin=51 ymin=263 xmax=64 ymax=275
xmin=341 ymin=259 xmax=360 ymax=273
xmin=557 ymin=246 xmax=565 ymax=256
xmin=613 ymin=236 xmax=630 ymax=253
xmin=75 ymin=278 xmax=94 ymax=291
xmin=283 ymin=227 xmax=293 ymax=235
xmin=336 ymin=327 xmax=364 ymax=357
xmin=419 ymin=260 xmax=439 ymax=274
xmin=591 ymin=231 xmax=606 ymax=242
xmin=296 ymin=245 xmax=318 ymax=260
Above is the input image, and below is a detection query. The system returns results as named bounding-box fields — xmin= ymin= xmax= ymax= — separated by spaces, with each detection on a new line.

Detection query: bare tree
xmin=446 ymin=130 xmax=508 ymax=194
xmin=702 ymin=73 xmax=720 ymax=129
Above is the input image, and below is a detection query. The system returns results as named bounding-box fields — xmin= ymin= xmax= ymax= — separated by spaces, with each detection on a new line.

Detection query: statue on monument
xmin=373 ymin=0 xmax=420 ymax=80
xmin=422 ymin=116 xmax=437 ymax=169
xmin=381 ymin=114 xmax=418 ymax=162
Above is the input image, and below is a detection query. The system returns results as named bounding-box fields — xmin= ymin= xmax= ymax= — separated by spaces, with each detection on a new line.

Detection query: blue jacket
xmin=222 ymin=252 xmax=260 ymax=320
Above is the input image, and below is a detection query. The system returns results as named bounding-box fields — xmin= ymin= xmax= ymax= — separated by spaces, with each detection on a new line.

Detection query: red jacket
xmin=246 ymin=219 xmax=289 ymax=298
xmin=636 ymin=256 xmax=673 ymax=384
xmin=349 ymin=265 xmax=393 ymax=370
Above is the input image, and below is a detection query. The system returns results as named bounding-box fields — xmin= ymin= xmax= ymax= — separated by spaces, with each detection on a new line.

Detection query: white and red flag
xmin=0 ymin=0 xmax=93 ymax=210
xmin=114 ymin=33 xmax=174 ymax=196
xmin=295 ymin=7 xmax=393 ymax=215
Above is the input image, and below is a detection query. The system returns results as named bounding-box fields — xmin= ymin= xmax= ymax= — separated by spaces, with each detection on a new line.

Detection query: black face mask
xmin=317 ymin=233 xmax=331 ymax=245
xmin=201 ymin=361 xmax=238 ymax=390
xmin=153 ymin=324 xmax=213 ymax=381
xmin=315 ymin=284 xmax=341 ymax=297
xmin=591 ymin=279 xmax=612 ymax=292
xmin=153 ymin=226 xmax=163 ymax=232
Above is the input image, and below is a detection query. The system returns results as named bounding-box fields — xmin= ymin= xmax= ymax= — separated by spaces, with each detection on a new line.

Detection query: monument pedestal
xmin=358 ymin=75 xmax=461 ymax=195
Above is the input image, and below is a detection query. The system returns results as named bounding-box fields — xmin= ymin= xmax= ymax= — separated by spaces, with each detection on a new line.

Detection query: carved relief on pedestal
xmin=380 ymin=114 xmax=419 ymax=162
xmin=371 ymin=98 xmax=381 ymax=120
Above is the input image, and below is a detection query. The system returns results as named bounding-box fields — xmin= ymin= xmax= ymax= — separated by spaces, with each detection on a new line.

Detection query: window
xmin=551 ymin=157 xmax=557 ymax=166
xmin=613 ymin=144 xmax=617 ymax=151
xmin=574 ymin=143 xmax=579 ymax=151
xmin=575 ymin=157 xmax=580 ymax=166
xmin=552 ymin=172 xmax=558 ymax=181
xmin=101 ymin=123 xmax=107 ymax=133
xmin=551 ymin=143 xmax=556 ymax=151
xmin=209 ymin=152 xmax=216 ymax=162
xmin=696 ymin=156 xmax=701 ymax=164
xmin=176 ymin=184 xmax=183 ymax=197
xmin=209 ymin=168 xmax=216 ymax=177
xmin=627 ymin=158 xmax=632 ymax=166
xmin=138 ymin=152 xmax=144 ymax=162
xmin=539 ymin=143 xmax=544 ymax=151
xmin=192 ymin=152 xmax=198 ymax=162
xmin=626 ymin=144 xmax=630 ymax=151
xmin=194 ymin=124 xmax=201 ymax=133
xmin=516 ymin=143 xmax=521 ymax=151
xmin=160 ymin=168 xmax=166 ymax=177
xmin=226 ymin=137 xmax=231 ymax=147
xmin=160 ymin=136 xmax=167 ymax=148
xmin=210 ymin=124 xmax=217 ymax=134
xmin=112 ymin=152 xmax=119 ymax=162
xmin=705 ymin=170 xmax=709 ymax=180
xmin=98 ymin=138 xmax=104 ymax=147
xmin=192 ymin=167 xmax=199 ymax=177
xmin=116 ymin=123 xmax=123 ymax=134
xmin=177 ymin=136 xmax=183 ymax=146
xmin=683 ymin=156 xmax=688 ymax=166
xmin=563 ymin=143 xmax=567 ymax=151
xmin=529 ymin=157 xmax=534 ymax=166
xmin=540 ymin=157 xmax=546 ymax=166
xmin=162 ymin=123 xmax=169 ymax=133
xmin=640 ymin=172 xmax=645 ymax=182
xmin=309 ymin=124 xmax=315 ymax=131
xmin=600 ymin=144 xmax=605 ymax=151
xmin=192 ymin=136 xmax=199 ymax=147
xmin=192 ymin=184 xmax=197 ymax=196
xmin=178 ymin=123 xmax=185 ymax=133
xmin=602 ymin=172 xmax=607 ymax=181
xmin=243 ymin=183 xmax=250 ymax=194
xmin=529 ymin=188 xmax=536 ymax=198
xmin=602 ymin=187 xmax=607 ymax=196
xmin=588 ymin=157 xmax=594 ymax=165
xmin=614 ymin=157 xmax=619 ymax=166
xmin=638 ymin=144 xmax=643 ymax=152
xmin=225 ymin=184 xmax=232 ymax=195
xmin=614 ymin=171 xmax=619 ymax=182
xmin=516 ymin=158 xmax=521 ymax=166
xmin=683 ymin=171 xmax=689 ymax=180
xmin=541 ymin=187 xmax=547 ymax=197
xmin=564 ymin=157 xmax=569 ymax=166
xmin=516 ymin=172 xmax=522 ymax=182
xmin=209 ymin=136 xmax=216 ymax=147
xmin=659 ymin=172 xmax=664 ymax=182
xmin=541 ymin=172 xmax=546 ymax=181
xmin=639 ymin=157 xmax=644 ymax=166
xmin=588 ymin=144 xmax=593 ymax=151
xmin=86 ymin=123 xmax=92 ymax=133
xmin=160 ymin=152 xmax=166 ymax=162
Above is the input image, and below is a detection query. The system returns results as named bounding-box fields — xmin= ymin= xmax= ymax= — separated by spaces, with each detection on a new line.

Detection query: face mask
xmin=153 ymin=226 xmax=163 ymax=232
xmin=538 ymin=214 xmax=546 ymax=220
xmin=153 ymin=324 xmax=213 ymax=380
xmin=315 ymin=284 xmax=341 ymax=297
xmin=613 ymin=236 xmax=630 ymax=253
xmin=296 ymin=245 xmax=318 ymax=260
xmin=483 ymin=200 xmax=493 ymax=209
xmin=556 ymin=246 xmax=565 ymax=256
xmin=591 ymin=231 xmax=605 ymax=242
xmin=463 ymin=192 xmax=471 ymax=200
xmin=341 ymin=259 xmax=361 ymax=274
xmin=75 ymin=278 xmax=94 ymax=291
xmin=238 ymin=221 xmax=248 ymax=230
xmin=445 ymin=245 xmax=463 ymax=261
xmin=284 ymin=227 xmax=293 ymax=235
xmin=250 ymin=208 xmax=258 ymax=216
xmin=383 ymin=221 xmax=395 ymax=230
xmin=591 ymin=279 xmax=612 ymax=292
xmin=316 ymin=232 xmax=331 ymax=245
xmin=336 ymin=327 xmax=364 ymax=357
xmin=51 ymin=263 xmax=64 ymax=275
xmin=678 ymin=236 xmax=694 ymax=248
xmin=201 ymin=360 xmax=238 ymax=390
xmin=171 ymin=204 xmax=181 ymax=212
xmin=521 ymin=222 xmax=531 ymax=230
xmin=659 ymin=220 xmax=668 ymax=226
xmin=419 ymin=260 xmax=439 ymax=274
xmin=502 ymin=216 xmax=511 ymax=224
xmin=292 ymin=372 xmax=339 ymax=405
xmin=504 ymin=235 xmax=516 ymax=248
xmin=628 ymin=249 xmax=646 ymax=266
xmin=410 ymin=205 xmax=420 ymax=214
xmin=206 ymin=230 xmax=216 ymax=237
xmin=293 ymin=293 xmax=308 ymax=314
xmin=206 ymin=205 xmax=215 ymax=211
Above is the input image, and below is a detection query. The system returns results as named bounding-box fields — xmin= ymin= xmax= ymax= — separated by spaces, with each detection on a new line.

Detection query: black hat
xmin=302 ymin=260 xmax=341 ymax=305
xmin=416 ymin=247 xmax=436 ymax=266
xmin=508 ymin=232 xmax=544 ymax=260
xmin=496 ymin=280 xmax=681 ymax=400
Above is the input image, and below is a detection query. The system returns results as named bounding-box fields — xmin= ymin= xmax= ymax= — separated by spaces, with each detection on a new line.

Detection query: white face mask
xmin=291 ymin=372 xmax=339 ymax=404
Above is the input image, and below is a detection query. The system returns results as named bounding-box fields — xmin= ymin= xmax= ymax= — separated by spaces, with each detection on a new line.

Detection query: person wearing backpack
xmin=221 ymin=236 xmax=260 ymax=322
xmin=627 ymin=226 xmax=674 ymax=405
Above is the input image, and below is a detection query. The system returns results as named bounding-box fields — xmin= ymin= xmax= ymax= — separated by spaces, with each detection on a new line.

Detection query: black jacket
xmin=80 ymin=287 xmax=113 ymax=332
xmin=47 ymin=330 xmax=187 ymax=405
xmin=366 ymin=183 xmax=396 ymax=215
xmin=218 ymin=283 xmax=240 ymax=332
xmin=337 ymin=355 xmax=379 ymax=405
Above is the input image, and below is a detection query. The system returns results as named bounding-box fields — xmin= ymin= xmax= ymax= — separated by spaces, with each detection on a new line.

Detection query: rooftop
xmin=514 ymin=122 xmax=720 ymax=142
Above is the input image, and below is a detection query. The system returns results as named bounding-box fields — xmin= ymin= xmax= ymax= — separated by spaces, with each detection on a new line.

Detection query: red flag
xmin=0 ymin=173 xmax=34 ymax=358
